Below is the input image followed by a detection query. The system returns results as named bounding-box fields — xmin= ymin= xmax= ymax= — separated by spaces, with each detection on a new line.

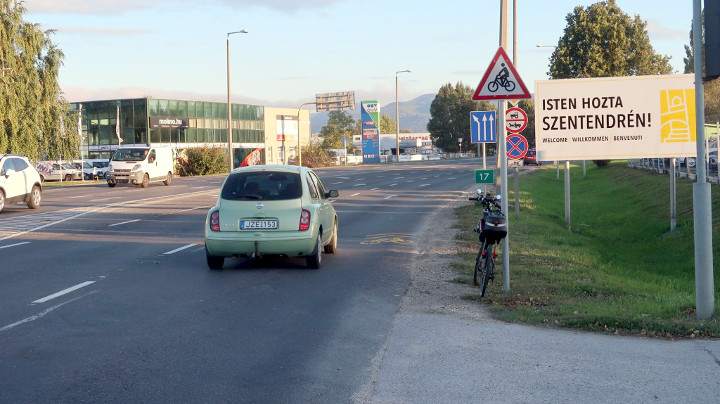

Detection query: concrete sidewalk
xmin=356 ymin=198 xmax=720 ymax=404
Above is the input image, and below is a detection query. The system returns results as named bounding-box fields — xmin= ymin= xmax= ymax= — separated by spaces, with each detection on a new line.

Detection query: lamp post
xmin=297 ymin=102 xmax=317 ymax=166
xmin=395 ymin=69 xmax=411 ymax=162
xmin=226 ymin=29 xmax=248 ymax=172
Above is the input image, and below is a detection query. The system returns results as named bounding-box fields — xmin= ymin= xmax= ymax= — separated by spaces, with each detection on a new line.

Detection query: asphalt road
xmin=0 ymin=160 xmax=479 ymax=403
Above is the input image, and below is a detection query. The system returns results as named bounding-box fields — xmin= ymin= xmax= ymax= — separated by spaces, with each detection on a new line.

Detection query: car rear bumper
xmin=205 ymin=230 xmax=316 ymax=257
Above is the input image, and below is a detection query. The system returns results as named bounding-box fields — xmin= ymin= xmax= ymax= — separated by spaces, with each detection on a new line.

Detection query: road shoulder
xmin=356 ymin=195 xmax=720 ymax=404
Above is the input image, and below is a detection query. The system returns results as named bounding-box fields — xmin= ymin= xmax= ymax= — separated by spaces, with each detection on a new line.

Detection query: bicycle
xmin=468 ymin=191 xmax=507 ymax=297
xmin=487 ymin=76 xmax=516 ymax=93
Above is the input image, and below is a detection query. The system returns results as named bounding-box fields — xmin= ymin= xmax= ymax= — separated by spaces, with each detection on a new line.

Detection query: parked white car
xmin=72 ymin=160 xmax=98 ymax=180
xmin=107 ymin=146 xmax=175 ymax=188
xmin=0 ymin=154 xmax=42 ymax=213
xmin=88 ymin=159 xmax=110 ymax=179
xmin=36 ymin=161 xmax=82 ymax=182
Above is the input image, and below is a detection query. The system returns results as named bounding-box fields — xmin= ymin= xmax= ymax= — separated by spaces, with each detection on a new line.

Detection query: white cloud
xmin=56 ymin=27 xmax=150 ymax=36
xmin=25 ymin=0 xmax=346 ymax=14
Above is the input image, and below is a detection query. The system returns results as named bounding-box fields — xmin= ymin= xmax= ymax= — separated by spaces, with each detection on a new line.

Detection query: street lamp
xmin=226 ymin=29 xmax=248 ymax=172
xmin=395 ymin=69 xmax=411 ymax=162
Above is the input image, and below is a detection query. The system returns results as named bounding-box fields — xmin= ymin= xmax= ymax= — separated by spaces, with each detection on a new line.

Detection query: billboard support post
xmin=670 ymin=157 xmax=677 ymax=231
xmin=692 ymin=0 xmax=714 ymax=320
xmin=564 ymin=161 xmax=571 ymax=228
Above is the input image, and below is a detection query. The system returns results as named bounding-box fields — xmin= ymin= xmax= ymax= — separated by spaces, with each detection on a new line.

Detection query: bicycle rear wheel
xmin=480 ymin=247 xmax=495 ymax=297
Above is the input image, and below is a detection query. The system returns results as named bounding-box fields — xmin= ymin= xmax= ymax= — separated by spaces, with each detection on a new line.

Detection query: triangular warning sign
xmin=472 ymin=47 xmax=531 ymax=101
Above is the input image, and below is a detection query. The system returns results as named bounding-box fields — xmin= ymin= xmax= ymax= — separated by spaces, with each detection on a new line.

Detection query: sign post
xmin=471 ymin=110 xmax=498 ymax=194
xmin=473 ymin=45 xmax=531 ymax=293
xmin=692 ymin=0 xmax=714 ymax=320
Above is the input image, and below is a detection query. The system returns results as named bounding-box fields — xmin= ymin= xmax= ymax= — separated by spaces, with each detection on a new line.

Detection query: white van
xmin=107 ymin=146 xmax=175 ymax=188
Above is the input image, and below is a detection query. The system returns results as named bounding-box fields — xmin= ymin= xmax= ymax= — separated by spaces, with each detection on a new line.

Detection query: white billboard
xmin=535 ymin=74 xmax=698 ymax=161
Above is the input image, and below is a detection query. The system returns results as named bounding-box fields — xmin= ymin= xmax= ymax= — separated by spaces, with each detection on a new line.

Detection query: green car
xmin=204 ymin=165 xmax=339 ymax=270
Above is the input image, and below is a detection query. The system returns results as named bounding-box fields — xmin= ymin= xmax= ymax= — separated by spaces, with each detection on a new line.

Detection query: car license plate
xmin=240 ymin=219 xmax=278 ymax=230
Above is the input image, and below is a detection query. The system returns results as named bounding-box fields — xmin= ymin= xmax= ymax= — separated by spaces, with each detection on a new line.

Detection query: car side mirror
xmin=325 ymin=190 xmax=339 ymax=199
xmin=3 ymin=168 xmax=14 ymax=178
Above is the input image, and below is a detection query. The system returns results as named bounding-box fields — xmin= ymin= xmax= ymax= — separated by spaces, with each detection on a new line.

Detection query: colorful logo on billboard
xmin=660 ymin=89 xmax=696 ymax=143
xmin=361 ymin=100 xmax=381 ymax=163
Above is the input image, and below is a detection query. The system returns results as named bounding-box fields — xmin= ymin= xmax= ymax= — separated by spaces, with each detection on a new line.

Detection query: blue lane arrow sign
xmin=470 ymin=111 xmax=497 ymax=144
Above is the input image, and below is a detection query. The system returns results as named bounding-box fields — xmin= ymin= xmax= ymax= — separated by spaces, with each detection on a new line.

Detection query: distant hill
xmin=310 ymin=93 xmax=434 ymax=133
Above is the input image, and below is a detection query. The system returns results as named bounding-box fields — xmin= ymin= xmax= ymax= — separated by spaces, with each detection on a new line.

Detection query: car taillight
xmin=210 ymin=211 xmax=220 ymax=232
xmin=299 ymin=209 xmax=311 ymax=231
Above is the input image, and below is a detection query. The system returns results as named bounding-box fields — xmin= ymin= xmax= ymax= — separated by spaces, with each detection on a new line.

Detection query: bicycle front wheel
xmin=473 ymin=246 xmax=485 ymax=287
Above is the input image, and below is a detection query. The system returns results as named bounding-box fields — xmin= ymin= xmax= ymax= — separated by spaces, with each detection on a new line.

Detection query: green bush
xmin=178 ymin=147 xmax=227 ymax=176
xmin=294 ymin=144 xmax=335 ymax=168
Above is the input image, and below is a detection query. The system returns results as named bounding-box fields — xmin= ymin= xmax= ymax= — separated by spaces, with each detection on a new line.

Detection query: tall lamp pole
xmin=297 ymin=102 xmax=317 ymax=166
xmin=226 ymin=29 xmax=248 ymax=172
xmin=395 ymin=70 xmax=411 ymax=162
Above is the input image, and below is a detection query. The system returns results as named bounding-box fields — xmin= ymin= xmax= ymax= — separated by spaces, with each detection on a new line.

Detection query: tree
xmin=379 ymin=114 xmax=396 ymax=134
xmin=549 ymin=0 xmax=672 ymax=80
xmin=682 ymin=11 xmax=720 ymax=124
xmin=320 ymin=111 xmax=355 ymax=149
xmin=427 ymin=82 xmax=495 ymax=153
xmin=0 ymin=1 xmax=78 ymax=161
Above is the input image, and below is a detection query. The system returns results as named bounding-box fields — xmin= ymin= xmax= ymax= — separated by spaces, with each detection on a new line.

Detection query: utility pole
xmin=395 ymin=70 xmax=411 ymax=163
xmin=512 ymin=0 xmax=520 ymax=217
xmin=226 ymin=30 xmax=248 ymax=172
xmin=692 ymin=0 xmax=714 ymax=320
xmin=499 ymin=0 xmax=510 ymax=293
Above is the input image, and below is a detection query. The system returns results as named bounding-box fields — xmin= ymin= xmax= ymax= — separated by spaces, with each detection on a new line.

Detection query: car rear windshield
xmin=112 ymin=148 xmax=149 ymax=162
xmin=221 ymin=171 xmax=302 ymax=201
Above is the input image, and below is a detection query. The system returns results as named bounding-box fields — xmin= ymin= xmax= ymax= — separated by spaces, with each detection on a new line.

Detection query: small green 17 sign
xmin=475 ymin=169 xmax=495 ymax=184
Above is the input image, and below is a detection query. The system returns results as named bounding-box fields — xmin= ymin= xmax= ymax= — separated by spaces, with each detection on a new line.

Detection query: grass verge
xmin=454 ymin=161 xmax=720 ymax=338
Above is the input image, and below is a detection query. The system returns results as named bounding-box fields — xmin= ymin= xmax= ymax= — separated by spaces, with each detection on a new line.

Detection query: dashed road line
xmin=32 ymin=281 xmax=96 ymax=304
xmin=370 ymin=187 xmax=379 ymax=191
xmin=384 ymin=195 xmax=397 ymax=200
xmin=353 ymin=183 xmax=366 ymax=187
xmin=108 ymin=219 xmax=141 ymax=227
xmin=1 ymin=291 xmax=98 ymax=333
xmin=0 ymin=241 xmax=31 ymax=250
xmin=388 ymin=183 xmax=398 ymax=187
xmin=350 ymin=192 xmax=361 ymax=197
xmin=163 ymin=243 xmax=198 ymax=255
xmin=419 ymin=184 xmax=431 ymax=187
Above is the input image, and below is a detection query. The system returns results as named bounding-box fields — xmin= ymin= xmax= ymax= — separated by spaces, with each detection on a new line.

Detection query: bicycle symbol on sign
xmin=487 ymin=63 xmax=516 ymax=93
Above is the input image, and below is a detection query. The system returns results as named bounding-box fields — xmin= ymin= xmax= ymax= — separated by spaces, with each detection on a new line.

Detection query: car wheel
xmin=107 ymin=181 xmax=116 ymax=188
xmin=0 ymin=189 xmax=4 ymax=213
xmin=206 ymin=247 xmax=224 ymax=270
xmin=39 ymin=175 xmax=45 ymax=183
xmin=306 ymin=233 xmax=322 ymax=269
xmin=163 ymin=172 xmax=172 ymax=186
xmin=64 ymin=174 xmax=73 ymax=182
xmin=27 ymin=185 xmax=41 ymax=209
xmin=324 ymin=221 xmax=338 ymax=254
xmin=141 ymin=174 xmax=150 ymax=188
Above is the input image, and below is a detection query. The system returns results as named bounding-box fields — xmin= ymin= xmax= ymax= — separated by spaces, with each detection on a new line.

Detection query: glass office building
xmin=70 ymin=98 xmax=265 ymax=165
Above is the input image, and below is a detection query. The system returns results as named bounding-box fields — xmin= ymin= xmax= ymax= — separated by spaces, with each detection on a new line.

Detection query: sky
xmin=23 ymin=0 xmax=693 ymax=108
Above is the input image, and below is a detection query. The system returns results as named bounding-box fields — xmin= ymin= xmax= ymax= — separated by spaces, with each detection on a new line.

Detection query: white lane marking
xmin=108 ymin=219 xmax=141 ymax=227
xmin=67 ymin=195 xmax=89 ymax=199
xmin=370 ymin=187 xmax=379 ymax=191
xmin=89 ymin=197 xmax=121 ymax=202
xmin=32 ymin=281 xmax=96 ymax=304
xmin=353 ymin=183 xmax=366 ymax=187
xmin=0 ymin=241 xmax=31 ymax=250
xmin=338 ymin=176 xmax=351 ymax=180
xmin=350 ymin=192 xmax=361 ymax=197
xmin=395 ymin=176 xmax=405 ymax=179
xmin=447 ymin=177 xmax=457 ymax=180
xmin=388 ymin=183 xmax=398 ymax=187
xmin=332 ymin=182 xmax=343 ymax=185
xmin=170 ymin=206 xmax=212 ymax=215
xmin=163 ymin=243 xmax=198 ymax=255
xmin=1 ymin=291 xmax=98 ymax=333
xmin=384 ymin=195 xmax=397 ymax=200
xmin=421 ymin=177 xmax=428 ymax=180
xmin=419 ymin=184 xmax=431 ymax=187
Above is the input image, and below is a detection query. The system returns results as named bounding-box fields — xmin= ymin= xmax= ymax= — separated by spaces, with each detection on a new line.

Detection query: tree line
xmin=1 ymin=1 xmax=78 ymax=161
